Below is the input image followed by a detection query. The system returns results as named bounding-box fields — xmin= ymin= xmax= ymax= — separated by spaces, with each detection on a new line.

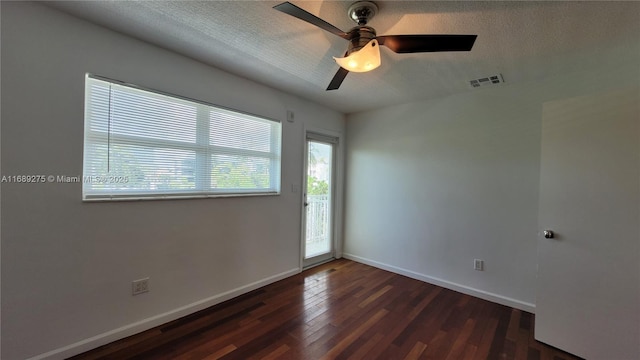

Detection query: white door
xmin=302 ymin=133 xmax=337 ymax=268
xmin=535 ymin=87 xmax=639 ymax=359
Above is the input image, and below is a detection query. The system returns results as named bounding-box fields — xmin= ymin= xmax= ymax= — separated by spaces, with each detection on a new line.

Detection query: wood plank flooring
xmin=69 ymin=259 xmax=582 ymax=360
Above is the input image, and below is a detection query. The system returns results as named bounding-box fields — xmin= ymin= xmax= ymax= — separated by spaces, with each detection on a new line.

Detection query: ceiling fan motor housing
xmin=346 ymin=2 xmax=379 ymax=55
xmin=346 ymin=26 xmax=377 ymax=55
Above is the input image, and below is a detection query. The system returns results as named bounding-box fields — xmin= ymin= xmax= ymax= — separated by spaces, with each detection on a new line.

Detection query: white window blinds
xmin=83 ymin=75 xmax=281 ymax=200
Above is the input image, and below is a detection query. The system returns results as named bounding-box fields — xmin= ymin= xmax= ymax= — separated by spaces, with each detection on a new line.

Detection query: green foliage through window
xmin=307 ymin=176 xmax=329 ymax=195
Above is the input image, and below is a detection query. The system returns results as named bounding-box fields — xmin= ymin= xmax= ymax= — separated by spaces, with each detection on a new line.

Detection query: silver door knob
xmin=543 ymin=230 xmax=554 ymax=239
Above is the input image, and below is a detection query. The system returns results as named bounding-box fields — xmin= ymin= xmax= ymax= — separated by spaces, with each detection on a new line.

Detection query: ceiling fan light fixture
xmin=333 ymin=39 xmax=380 ymax=73
xmin=273 ymin=1 xmax=477 ymax=90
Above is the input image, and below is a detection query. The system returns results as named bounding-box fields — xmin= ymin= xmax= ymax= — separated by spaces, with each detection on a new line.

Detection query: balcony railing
xmin=305 ymin=194 xmax=331 ymax=257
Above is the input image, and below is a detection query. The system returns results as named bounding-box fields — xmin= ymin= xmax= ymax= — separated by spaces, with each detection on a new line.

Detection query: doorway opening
xmin=302 ymin=133 xmax=337 ymax=268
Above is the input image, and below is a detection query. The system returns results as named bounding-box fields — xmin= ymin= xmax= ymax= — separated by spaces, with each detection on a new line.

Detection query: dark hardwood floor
xmin=69 ymin=259 xmax=582 ymax=360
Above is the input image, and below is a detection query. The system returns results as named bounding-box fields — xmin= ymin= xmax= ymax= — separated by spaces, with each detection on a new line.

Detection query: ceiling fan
xmin=273 ymin=1 xmax=477 ymax=90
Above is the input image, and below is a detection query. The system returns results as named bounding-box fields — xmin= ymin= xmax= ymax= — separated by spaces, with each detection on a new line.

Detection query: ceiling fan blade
xmin=327 ymin=67 xmax=349 ymax=91
xmin=377 ymin=34 xmax=477 ymax=53
xmin=273 ymin=2 xmax=350 ymax=40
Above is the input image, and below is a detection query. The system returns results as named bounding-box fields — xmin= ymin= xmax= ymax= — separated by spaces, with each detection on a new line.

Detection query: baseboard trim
xmin=342 ymin=253 xmax=535 ymax=313
xmin=28 ymin=267 xmax=301 ymax=360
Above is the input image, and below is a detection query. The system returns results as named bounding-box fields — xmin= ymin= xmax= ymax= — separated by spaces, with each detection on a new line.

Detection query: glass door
xmin=302 ymin=136 xmax=335 ymax=267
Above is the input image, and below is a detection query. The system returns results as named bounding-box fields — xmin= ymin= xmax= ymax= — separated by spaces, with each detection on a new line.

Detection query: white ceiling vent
xmin=469 ymin=74 xmax=504 ymax=88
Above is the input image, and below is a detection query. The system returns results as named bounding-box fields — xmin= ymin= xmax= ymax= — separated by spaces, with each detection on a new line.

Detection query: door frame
xmin=299 ymin=126 xmax=344 ymax=270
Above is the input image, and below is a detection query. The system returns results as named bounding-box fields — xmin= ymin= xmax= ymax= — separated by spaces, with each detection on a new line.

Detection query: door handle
xmin=304 ymin=202 xmax=309 ymax=207
xmin=543 ymin=230 xmax=554 ymax=239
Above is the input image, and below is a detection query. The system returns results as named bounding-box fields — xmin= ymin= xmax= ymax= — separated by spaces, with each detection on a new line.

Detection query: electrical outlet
xmin=474 ymin=259 xmax=484 ymax=271
xmin=132 ymin=278 xmax=149 ymax=295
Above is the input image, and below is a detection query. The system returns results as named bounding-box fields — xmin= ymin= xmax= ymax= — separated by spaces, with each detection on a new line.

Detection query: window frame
xmin=82 ymin=74 xmax=282 ymax=201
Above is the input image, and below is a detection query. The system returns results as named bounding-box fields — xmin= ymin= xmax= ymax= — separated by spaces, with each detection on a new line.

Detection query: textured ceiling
xmin=48 ymin=1 xmax=640 ymax=114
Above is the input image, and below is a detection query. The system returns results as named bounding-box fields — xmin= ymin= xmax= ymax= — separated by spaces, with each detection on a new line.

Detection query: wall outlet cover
xmin=132 ymin=278 xmax=149 ymax=295
xmin=474 ymin=259 xmax=484 ymax=271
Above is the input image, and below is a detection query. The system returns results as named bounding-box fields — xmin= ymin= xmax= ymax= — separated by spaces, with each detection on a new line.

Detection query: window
xmin=83 ymin=75 xmax=281 ymax=201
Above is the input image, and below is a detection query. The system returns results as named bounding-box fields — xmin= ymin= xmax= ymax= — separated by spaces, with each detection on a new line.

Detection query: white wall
xmin=344 ymin=50 xmax=639 ymax=311
xmin=0 ymin=2 xmax=344 ymax=359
